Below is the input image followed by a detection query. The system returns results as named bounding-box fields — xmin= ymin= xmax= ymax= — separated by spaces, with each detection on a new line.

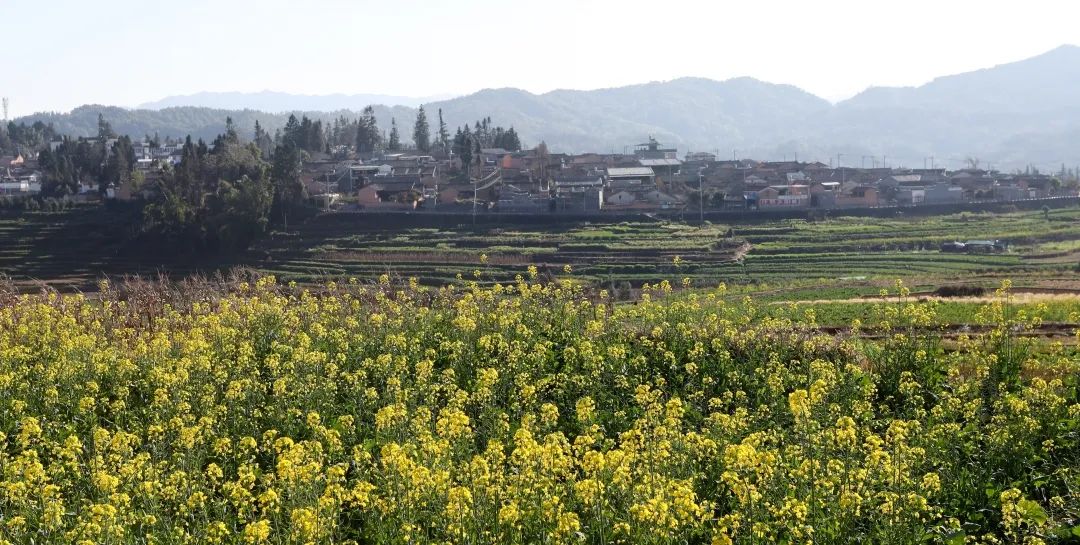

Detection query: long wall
xmin=328 ymin=196 xmax=1080 ymax=229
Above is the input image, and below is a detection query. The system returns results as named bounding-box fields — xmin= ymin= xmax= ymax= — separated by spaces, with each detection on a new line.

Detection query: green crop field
xmin=2 ymin=206 xmax=1079 ymax=297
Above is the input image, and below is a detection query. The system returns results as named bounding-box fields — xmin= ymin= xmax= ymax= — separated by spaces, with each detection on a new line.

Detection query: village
xmin=2 ymin=135 xmax=1077 ymax=213
xmin=296 ymin=136 xmax=1080 ymax=214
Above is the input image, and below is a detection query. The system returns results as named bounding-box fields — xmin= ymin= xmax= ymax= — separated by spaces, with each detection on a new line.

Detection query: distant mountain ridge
xmin=16 ymin=45 xmax=1080 ymax=170
xmin=138 ymin=91 xmax=456 ymax=111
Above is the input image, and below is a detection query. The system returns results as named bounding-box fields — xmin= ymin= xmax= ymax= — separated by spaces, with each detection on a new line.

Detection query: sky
xmin=3 ymin=0 xmax=1079 ymax=118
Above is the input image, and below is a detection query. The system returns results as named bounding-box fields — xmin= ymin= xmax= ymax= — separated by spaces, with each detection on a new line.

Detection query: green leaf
xmin=1071 ymin=525 xmax=1080 ymax=538
xmin=1017 ymin=499 xmax=1048 ymax=525
xmin=944 ymin=531 xmax=966 ymax=545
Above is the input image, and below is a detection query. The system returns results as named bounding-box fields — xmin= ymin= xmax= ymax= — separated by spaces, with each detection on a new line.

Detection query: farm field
xmin=1 ymin=206 xmax=1079 ymax=297
xmin=1 ymin=276 xmax=1077 ymax=544
xmin=0 ymin=206 xmax=232 ymax=289
xmin=245 ymin=207 xmax=1080 ymax=290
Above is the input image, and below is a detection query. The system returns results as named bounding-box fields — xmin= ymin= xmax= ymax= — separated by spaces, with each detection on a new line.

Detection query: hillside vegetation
xmin=0 ymin=276 xmax=1077 ymax=544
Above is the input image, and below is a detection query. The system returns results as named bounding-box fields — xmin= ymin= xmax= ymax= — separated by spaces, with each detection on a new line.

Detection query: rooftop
xmin=638 ymin=158 xmax=682 ymax=167
xmin=607 ymin=167 xmax=655 ymax=177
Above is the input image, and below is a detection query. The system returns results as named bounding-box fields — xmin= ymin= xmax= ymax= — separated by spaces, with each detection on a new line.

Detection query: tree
xmin=413 ymin=106 xmax=431 ymax=153
xmin=283 ymin=115 xmax=302 ymax=148
xmin=356 ymin=106 xmax=381 ymax=154
xmin=454 ymin=126 xmax=473 ymax=175
xmin=253 ymin=120 xmax=273 ymax=158
xmin=437 ymin=109 xmax=450 ymax=153
xmin=97 ymin=114 xmax=116 ymax=139
xmin=39 ymin=141 xmax=79 ymax=197
xmin=143 ymin=120 xmax=277 ymax=252
xmin=473 ymin=138 xmax=482 ymax=177
xmin=270 ymin=139 xmax=304 ymax=222
xmin=536 ymin=140 xmax=550 ymax=181
xmin=388 ymin=118 xmax=401 ymax=151
xmin=104 ymin=135 xmax=135 ymax=193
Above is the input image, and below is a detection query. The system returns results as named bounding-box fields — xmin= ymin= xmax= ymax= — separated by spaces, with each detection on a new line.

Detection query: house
xmin=606 ymin=190 xmax=637 ymax=206
xmin=0 ymin=179 xmax=40 ymax=195
xmin=836 ymin=186 xmax=878 ymax=207
xmin=357 ymin=180 xmax=420 ymax=206
xmin=634 ymin=137 xmax=678 ymax=160
xmin=437 ymin=183 xmax=476 ymax=205
xmin=555 ymin=188 xmax=603 ymax=212
xmin=755 ymin=185 xmax=810 ymax=208
xmin=553 ymin=174 xmax=604 ymax=194
xmin=924 ymin=183 xmax=964 ymax=203
xmin=994 ymin=183 xmax=1029 ymax=201
xmin=722 ymin=192 xmax=747 ymax=209
xmin=896 ymin=187 xmax=925 ymax=205
xmin=684 ymin=151 xmax=717 ymax=163
xmin=642 ymin=190 xmax=682 ymax=208
xmin=497 ymin=184 xmax=550 ymax=212
xmin=810 ymin=181 xmax=841 ymax=207
xmin=606 ymin=166 xmax=656 ymax=190
xmin=786 ymin=171 xmax=809 ymax=184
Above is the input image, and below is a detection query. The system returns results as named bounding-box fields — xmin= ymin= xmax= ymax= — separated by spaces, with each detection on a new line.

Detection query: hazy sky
xmin=4 ymin=0 xmax=1078 ymax=117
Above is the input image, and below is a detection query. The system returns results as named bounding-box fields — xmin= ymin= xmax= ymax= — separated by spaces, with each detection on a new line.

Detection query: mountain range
xmin=15 ymin=45 xmax=1080 ymax=171
xmin=137 ymin=91 xmax=456 ymax=111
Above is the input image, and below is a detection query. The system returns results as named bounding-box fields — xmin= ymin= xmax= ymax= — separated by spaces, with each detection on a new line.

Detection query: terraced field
xmin=1 ymin=205 xmax=1078 ymax=291
xmin=246 ymin=218 xmax=746 ymax=285
xmin=0 ymin=206 xmax=231 ymax=290
xmin=244 ymin=207 xmax=1080 ymax=288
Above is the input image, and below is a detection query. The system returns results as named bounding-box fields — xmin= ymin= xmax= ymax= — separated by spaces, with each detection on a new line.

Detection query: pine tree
xmin=283 ymin=115 xmax=301 ymax=148
xmin=388 ymin=118 xmax=401 ymax=151
xmin=473 ymin=138 xmax=482 ymax=177
xmin=505 ymin=127 xmax=521 ymax=151
xmin=413 ymin=106 xmax=431 ymax=153
xmin=97 ymin=113 xmax=116 ymax=139
xmin=356 ymin=106 xmax=381 ymax=154
xmin=437 ymin=109 xmax=450 ymax=153
xmin=454 ymin=126 xmax=473 ymax=174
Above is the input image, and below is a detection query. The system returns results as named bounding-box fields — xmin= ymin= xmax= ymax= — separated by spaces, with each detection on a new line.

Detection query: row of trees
xmin=451 ymin=118 xmax=524 ymax=175
xmin=0 ymin=120 xmax=59 ymax=155
xmin=142 ymin=118 xmax=306 ymax=252
xmin=299 ymin=106 xmax=518 ymax=157
xmin=37 ymin=135 xmax=137 ymax=197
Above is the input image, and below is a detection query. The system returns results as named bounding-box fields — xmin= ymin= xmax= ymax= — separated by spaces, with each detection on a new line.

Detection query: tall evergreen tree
xmin=413 ymin=106 xmax=431 ymax=153
xmin=253 ymin=120 xmax=273 ymax=158
xmin=283 ymin=115 xmax=302 ymax=148
xmin=437 ymin=109 xmax=450 ymax=153
xmin=388 ymin=118 xmax=401 ymax=151
xmin=104 ymin=135 xmax=135 ymax=193
xmin=97 ymin=113 xmax=116 ymax=139
xmin=356 ymin=106 xmax=381 ymax=154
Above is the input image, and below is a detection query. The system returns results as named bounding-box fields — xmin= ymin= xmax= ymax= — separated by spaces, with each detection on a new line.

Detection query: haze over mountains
xmin=16 ymin=45 xmax=1080 ymax=171
xmin=137 ymin=91 xmax=457 ymax=111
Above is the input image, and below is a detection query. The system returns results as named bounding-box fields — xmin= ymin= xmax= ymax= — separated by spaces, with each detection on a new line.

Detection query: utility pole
xmin=698 ymin=172 xmax=705 ymax=225
xmin=1 ymin=98 xmax=8 ymax=122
